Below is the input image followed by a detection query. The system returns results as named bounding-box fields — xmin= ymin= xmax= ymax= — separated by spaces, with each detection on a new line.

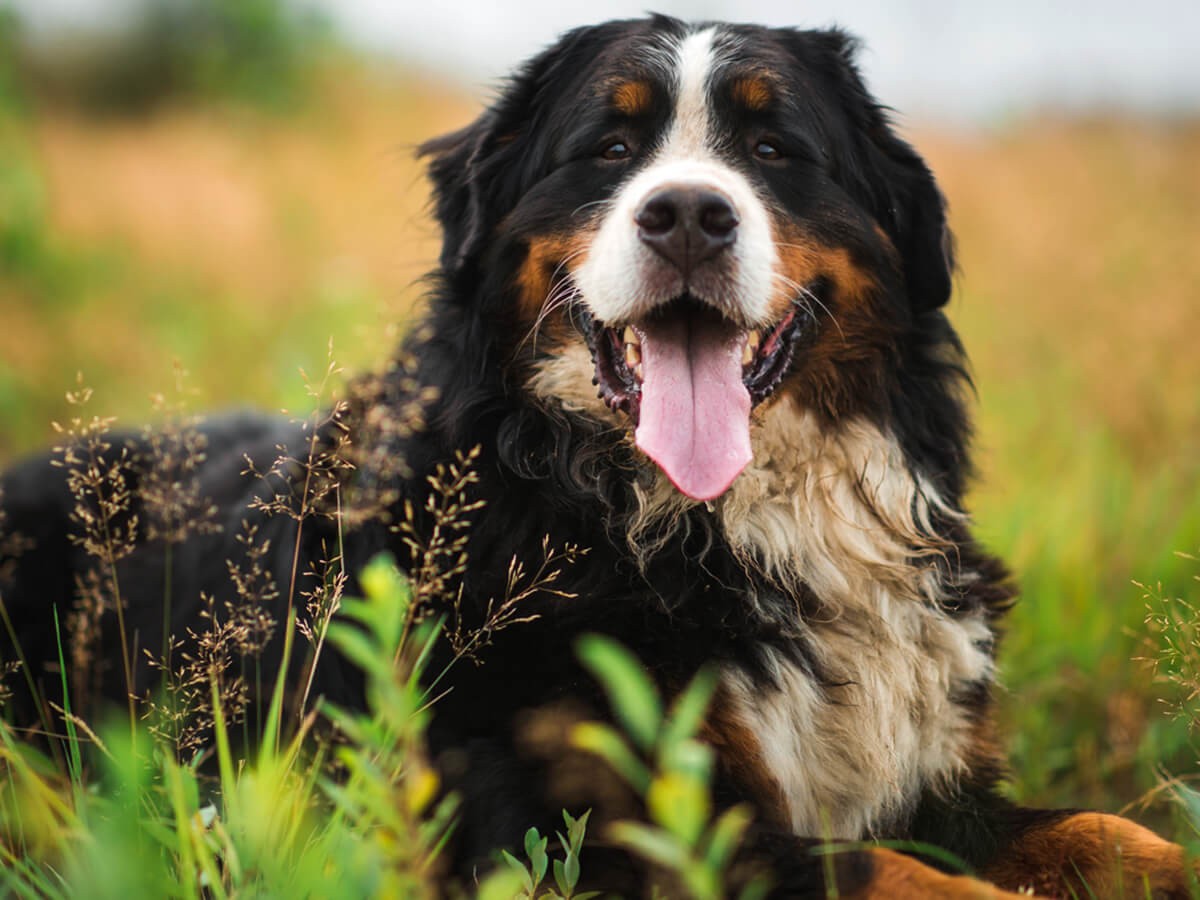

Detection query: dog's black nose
xmin=635 ymin=187 xmax=738 ymax=276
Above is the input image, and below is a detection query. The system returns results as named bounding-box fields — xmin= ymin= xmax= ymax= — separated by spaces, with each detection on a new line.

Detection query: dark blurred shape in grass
xmin=3 ymin=0 xmax=334 ymax=115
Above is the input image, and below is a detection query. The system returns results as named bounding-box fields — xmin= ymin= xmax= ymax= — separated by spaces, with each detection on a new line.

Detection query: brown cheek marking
xmin=982 ymin=812 xmax=1193 ymax=898
xmin=769 ymin=219 xmax=879 ymax=321
xmin=515 ymin=231 xmax=591 ymax=344
xmin=731 ymin=75 xmax=773 ymax=112
xmin=611 ymin=80 xmax=652 ymax=116
xmin=770 ymin=224 xmax=898 ymax=420
xmin=838 ymin=849 xmax=1025 ymax=899
xmin=770 ymin=226 xmax=878 ymax=316
xmin=701 ymin=688 xmax=788 ymax=828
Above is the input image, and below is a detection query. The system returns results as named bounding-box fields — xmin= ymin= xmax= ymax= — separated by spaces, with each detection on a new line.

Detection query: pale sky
xmin=13 ymin=0 xmax=1200 ymax=122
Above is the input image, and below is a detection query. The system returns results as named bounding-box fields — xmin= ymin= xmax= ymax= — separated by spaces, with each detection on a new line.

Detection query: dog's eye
xmin=601 ymin=141 xmax=632 ymax=161
xmin=754 ymin=140 xmax=782 ymax=161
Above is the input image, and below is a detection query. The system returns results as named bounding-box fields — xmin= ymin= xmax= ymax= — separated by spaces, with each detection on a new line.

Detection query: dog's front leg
xmin=981 ymin=811 xmax=1195 ymax=899
xmin=831 ymin=846 xmax=1031 ymax=899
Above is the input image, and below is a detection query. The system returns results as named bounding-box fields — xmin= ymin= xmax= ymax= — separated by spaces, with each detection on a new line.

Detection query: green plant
xmin=572 ymin=634 xmax=767 ymax=899
xmin=500 ymin=811 xmax=600 ymax=900
xmin=0 ymin=555 xmax=455 ymax=898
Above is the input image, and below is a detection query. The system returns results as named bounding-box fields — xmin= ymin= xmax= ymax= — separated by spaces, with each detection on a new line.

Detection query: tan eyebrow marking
xmin=611 ymin=80 xmax=653 ymax=116
xmin=732 ymin=75 xmax=774 ymax=111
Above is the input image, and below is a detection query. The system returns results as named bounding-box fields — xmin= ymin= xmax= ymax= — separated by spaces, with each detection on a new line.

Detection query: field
xmin=2 ymin=16 xmax=1200 ymax=884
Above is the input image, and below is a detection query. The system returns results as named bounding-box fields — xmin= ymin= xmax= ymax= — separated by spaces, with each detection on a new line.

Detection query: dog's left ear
xmin=419 ymin=24 xmax=603 ymax=278
xmin=808 ymin=30 xmax=955 ymax=312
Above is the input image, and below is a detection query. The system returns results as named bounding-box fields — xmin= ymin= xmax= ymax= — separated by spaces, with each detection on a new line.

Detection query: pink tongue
xmin=634 ymin=317 xmax=752 ymax=501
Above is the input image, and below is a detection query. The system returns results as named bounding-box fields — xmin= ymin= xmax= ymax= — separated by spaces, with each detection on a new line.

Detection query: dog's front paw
xmin=984 ymin=812 xmax=1196 ymax=899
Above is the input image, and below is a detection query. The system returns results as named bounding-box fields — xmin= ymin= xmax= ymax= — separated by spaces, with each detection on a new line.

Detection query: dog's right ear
xmin=419 ymin=23 xmax=609 ymax=278
xmin=418 ymin=112 xmax=500 ymax=275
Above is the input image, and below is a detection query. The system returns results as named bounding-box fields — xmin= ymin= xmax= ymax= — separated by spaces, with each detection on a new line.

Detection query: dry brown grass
xmin=920 ymin=120 xmax=1200 ymax=459
xmin=0 ymin=65 xmax=474 ymax=454
xmin=28 ymin=69 xmax=466 ymax=303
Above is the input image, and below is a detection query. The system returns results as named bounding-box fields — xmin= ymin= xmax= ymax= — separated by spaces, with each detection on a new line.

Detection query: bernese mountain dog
xmin=1 ymin=15 xmax=1194 ymax=898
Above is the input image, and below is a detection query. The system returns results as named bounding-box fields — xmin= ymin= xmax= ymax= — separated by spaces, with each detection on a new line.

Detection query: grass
xmin=1 ymin=556 xmax=465 ymax=898
xmin=1 ymin=25 xmax=1199 ymax=881
xmin=0 ymin=55 xmax=464 ymax=457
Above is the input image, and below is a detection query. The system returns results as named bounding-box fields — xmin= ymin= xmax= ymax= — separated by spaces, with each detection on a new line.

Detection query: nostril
xmin=635 ymin=196 xmax=676 ymax=235
xmin=636 ymin=186 xmax=737 ymax=273
xmin=699 ymin=195 xmax=739 ymax=238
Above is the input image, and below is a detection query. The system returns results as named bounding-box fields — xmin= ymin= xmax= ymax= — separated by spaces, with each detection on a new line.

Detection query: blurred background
xmin=1 ymin=0 xmax=1198 ymax=835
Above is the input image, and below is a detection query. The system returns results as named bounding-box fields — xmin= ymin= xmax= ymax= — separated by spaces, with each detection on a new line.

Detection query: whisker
xmin=517 ymin=245 xmax=593 ymax=353
xmin=770 ymin=271 xmax=845 ymax=342
xmin=571 ymin=199 xmax=612 ymax=218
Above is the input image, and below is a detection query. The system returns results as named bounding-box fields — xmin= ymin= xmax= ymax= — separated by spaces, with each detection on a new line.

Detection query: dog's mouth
xmin=578 ymin=293 xmax=812 ymax=502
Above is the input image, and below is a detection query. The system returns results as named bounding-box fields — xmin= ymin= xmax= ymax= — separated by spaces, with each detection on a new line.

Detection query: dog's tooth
xmin=742 ymin=340 xmax=755 ymax=367
xmin=623 ymin=326 xmax=638 ymax=347
xmin=625 ymin=342 xmax=641 ymax=368
xmin=747 ymin=331 xmax=761 ymax=351
xmin=633 ymin=363 xmax=644 ymax=382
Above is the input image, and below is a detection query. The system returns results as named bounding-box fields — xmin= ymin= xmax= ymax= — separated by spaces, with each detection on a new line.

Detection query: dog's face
xmin=423 ymin=17 xmax=953 ymax=502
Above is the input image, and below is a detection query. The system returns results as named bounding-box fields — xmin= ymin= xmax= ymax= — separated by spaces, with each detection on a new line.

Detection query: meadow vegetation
xmin=1 ymin=1 xmax=1199 ymax=891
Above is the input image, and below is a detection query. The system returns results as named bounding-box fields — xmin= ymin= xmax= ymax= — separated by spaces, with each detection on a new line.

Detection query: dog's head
xmin=421 ymin=16 xmax=955 ymax=503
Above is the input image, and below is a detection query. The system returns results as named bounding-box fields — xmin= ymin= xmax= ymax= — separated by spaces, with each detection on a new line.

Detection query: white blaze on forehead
xmin=667 ymin=27 xmax=720 ymax=158
xmin=572 ymin=25 xmax=778 ymax=328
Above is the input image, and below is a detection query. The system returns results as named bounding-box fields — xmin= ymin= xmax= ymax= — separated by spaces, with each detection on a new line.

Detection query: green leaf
xmin=704 ymin=804 xmax=753 ymax=870
xmin=477 ymin=868 xmax=529 ymax=900
xmin=562 ymin=851 xmax=580 ymax=892
xmin=524 ymin=826 xmax=542 ymax=859
xmin=646 ymin=771 xmax=710 ymax=846
xmin=658 ymin=737 xmax=713 ymax=782
xmin=558 ymin=808 xmax=590 ymax=853
xmin=608 ymin=822 xmax=690 ymax=871
xmin=553 ymin=858 xmax=569 ymax=897
xmin=576 ymin=635 xmax=662 ymax=751
xmin=570 ymin=722 xmax=651 ymax=792
xmin=662 ymin=666 xmax=718 ymax=747
xmin=568 ymin=808 xmax=590 ymax=851
xmin=528 ymin=832 xmax=549 ymax=885
xmin=359 ymin=553 xmax=409 ymax=640
xmin=500 ymin=850 xmax=534 ymax=894
xmin=681 ymin=866 xmax=721 ymax=900
xmin=325 ymin=622 xmax=385 ymax=677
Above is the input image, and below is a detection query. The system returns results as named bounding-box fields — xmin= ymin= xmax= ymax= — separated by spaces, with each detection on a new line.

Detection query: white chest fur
xmin=711 ymin=399 xmax=994 ymax=838
xmin=722 ymin=603 xmax=992 ymax=839
xmin=530 ymin=362 xmax=997 ymax=837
